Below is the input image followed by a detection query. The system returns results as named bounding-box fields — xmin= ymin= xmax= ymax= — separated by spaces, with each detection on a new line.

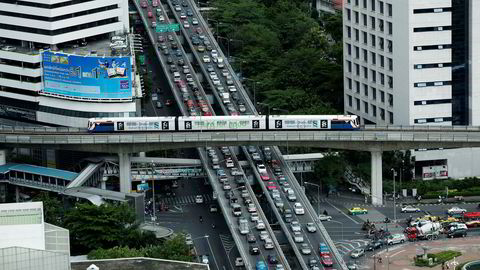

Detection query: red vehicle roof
xmin=463 ymin=212 xmax=480 ymax=219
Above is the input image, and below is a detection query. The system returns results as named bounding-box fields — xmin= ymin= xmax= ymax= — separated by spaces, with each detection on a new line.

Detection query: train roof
xmin=178 ymin=115 xmax=265 ymax=120
xmin=268 ymin=115 xmax=357 ymax=120
xmin=89 ymin=117 xmax=176 ymax=122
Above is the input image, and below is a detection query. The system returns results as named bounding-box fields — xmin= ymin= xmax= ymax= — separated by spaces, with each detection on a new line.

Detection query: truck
xmin=406 ymin=221 xmax=441 ymax=241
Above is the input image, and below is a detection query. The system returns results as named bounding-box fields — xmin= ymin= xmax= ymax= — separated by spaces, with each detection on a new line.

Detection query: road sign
xmin=156 ymin=24 xmax=180 ymax=33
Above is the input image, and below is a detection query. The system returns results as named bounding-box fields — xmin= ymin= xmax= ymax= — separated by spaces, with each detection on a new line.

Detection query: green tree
xmin=88 ymin=246 xmax=144 ymax=260
xmin=32 ymin=192 xmax=64 ymax=226
xmin=63 ymin=203 xmax=144 ymax=254
xmin=145 ymin=234 xmax=193 ymax=262
xmin=313 ymin=152 xmax=346 ymax=191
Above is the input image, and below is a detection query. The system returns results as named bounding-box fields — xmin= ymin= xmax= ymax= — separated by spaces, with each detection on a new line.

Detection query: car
xmin=293 ymin=231 xmax=304 ymax=243
xmin=180 ymin=12 xmax=187 ymax=19
xmin=223 ymin=183 xmax=231 ymax=190
xmin=365 ymin=241 xmax=383 ymax=251
xmin=275 ymin=264 xmax=285 ymax=270
xmin=192 ymin=18 xmax=199 ymax=25
xmin=256 ymin=220 xmax=266 ymax=230
xmin=300 ymin=244 xmax=312 ymax=255
xmin=287 ymin=193 xmax=297 ymax=202
xmin=264 ymin=238 xmax=274 ymax=249
xmin=209 ymin=204 xmax=218 ymax=212
xmin=259 ymin=231 xmax=269 ymax=241
xmin=185 ymin=234 xmax=193 ymax=245
xmin=447 ymin=207 xmax=467 ymax=215
xmin=294 ymin=202 xmax=305 ymax=215
xmin=181 ymin=1 xmax=188 ymax=6
xmin=140 ymin=0 xmax=148 ymax=8
xmin=349 ymin=207 xmax=368 ymax=215
xmin=201 ymin=255 xmax=209 ymax=264
xmin=239 ymin=104 xmax=247 ymax=112
xmin=401 ymin=205 xmax=421 ymax=213
xmin=186 ymin=9 xmax=193 ymax=16
xmin=156 ymin=101 xmax=163 ymax=108
xmin=268 ymin=254 xmax=278 ymax=264
xmin=165 ymin=99 xmax=173 ymax=106
xmin=174 ymin=4 xmax=181 ymax=11
xmin=448 ymin=228 xmax=467 ymax=238
xmin=235 ymin=257 xmax=244 ymax=267
xmin=290 ymin=221 xmax=301 ymax=232
xmin=350 ymin=248 xmax=365 ymax=258
xmin=256 ymin=261 xmax=267 ymax=270
xmin=386 ymin=233 xmax=406 ymax=245
xmin=248 ymin=145 xmax=256 ymax=153
xmin=306 ymin=222 xmax=317 ymax=233
xmin=250 ymin=212 xmax=259 ymax=222
xmin=158 ymin=15 xmax=165 ymax=22
xmin=202 ymin=55 xmax=211 ymax=63
xmin=248 ymin=204 xmax=256 ymax=213
xmin=284 ymin=212 xmax=294 ymax=223
xmin=249 ymin=246 xmax=260 ymax=255
xmin=163 ymin=49 xmax=169 ymax=55
xmin=247 ymin=233 xmax=256 ymax=243
xmin=252 ymin=152 xmax=261 ymax=161
xmin=260 ymin=172 xmax=270 ymax=181
xmin=257 ymin=164 xmax=267 ymax=173
xmin=231 ymin=168 xmax=243 ymax=176
xmin=318 ymin=214 xmax=332 ymax=221
xmin=319 ymin=243 xmax=330 ymax=255
xmin=321 ymin=255 xmax=333 ymax=267
xmin=274 ymin=197 xmax=284 ymax=208
xmin=211 ymin=49 xmax=218 ymax=58
xmin=347 ymin=262 xmax=359 ymax=270
xmin=183 ymin=21 xmax=190 ymax=28
xmin=226 ymin=159 xmax=234 ymax=168
xmin=267 ymin=182 xmax=277 ymax=191
xmin=195 ymin=195 xmax=204 ymax=203
xmin=308 ymin=258 xmax=319 ymax=268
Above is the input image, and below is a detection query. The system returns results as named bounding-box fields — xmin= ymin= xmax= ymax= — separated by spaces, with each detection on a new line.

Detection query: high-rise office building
xmin=343 ymin=0 xmax=480 ymax=179
xmin=0 ymin=0 xmax=138 ymax=127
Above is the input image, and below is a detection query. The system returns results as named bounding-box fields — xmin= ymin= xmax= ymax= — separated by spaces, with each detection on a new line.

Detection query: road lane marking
xmin=390 ymin=249 xmax=405 ymax=257
xmin=326 ymin=200 xmax=360 ymax=224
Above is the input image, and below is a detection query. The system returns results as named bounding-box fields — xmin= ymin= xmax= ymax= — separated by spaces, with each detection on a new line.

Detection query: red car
xmin=147 ymin=11 xmax=153 ymax=18
xmin=203 ymin=111 xmax=213 ymax=116
xmin=140 ymin=0 xmax=147 ymax=8
xmin=260 ymin=172 xmax=270 ymax=181
xmin=165 ymin=99 xmax=173 ymax=106
xmin=321 ymin=255 xmax=333 ymax=267
xmin=152 ymin=0 xmax=158 ymax=6
xmin=266 ymin=182 xmax=277 ymax=190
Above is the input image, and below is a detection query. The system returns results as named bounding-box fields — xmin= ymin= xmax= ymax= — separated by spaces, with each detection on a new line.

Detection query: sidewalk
xmin=140 ymin=222 xmax=174 ymax=238
xmin=366 ymin=236 xmax=480 ymax=270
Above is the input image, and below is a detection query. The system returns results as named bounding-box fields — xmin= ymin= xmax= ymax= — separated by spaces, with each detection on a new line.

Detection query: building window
xmin=347 ymin=78 xmax=352 ymax=89
xmin=389 ymin=112 xmax=393 ymax=124
xmin=413 ymin=26 xmax=452 ymax=32
xmin=414 ymin=117 xmax=452 ymax=124
xmin=347 ymin=43 xmax=352 ymax=55
xmin=414 ymin=81 xmax=452 ymax=87
xmin=355 ymin=63 xmax=360 ymax=76
xmin=379 ymin=19 xmax=384 ymax=32
xmin=355 ymin=81 xmax=360 ymax=93
xmin=371 ymin=87 xmax=376 ymax=100
xmin=371 ymin=0 xmax=375 ymax=11
xmin=363 ymin=31 xmax=368 ymax=44
xmin=413 ymin=7 xmax=452 ymax=14
xmin=372 ymin=104 xmax=377 ymax=116
xmin=413 ymin=63 xmax=452 ymax=69
xmin=363 ymin=14 xmax=367 ymax=26
xmin=363 ymin=0 xmax=367 ymax=8
xmin=363 ymin=83 xmax=368 ymax=96
xmin=355 ymin=46 xmax=360 ymax=58
xmin=414 ymin=44 xmax=452 ymax=51
xmin=346 ymin=8 xmax=351 ymax=20
xmin=379 ymin=37 xmax=384 ymax=50
xmin=388 ymin=58 xmax=393 ymax=71
xmin=346 ymin=60 xmax=352 ymax=72
xmin=355 ymin=0 xmax=359 ymax=6
xmin=413 ymin=99 xmax=451 ymax=105
xmin=380 ymin=73 xmax=385 ymax=85
xmin=380 ymin=108 xmax=385 ymax=120
xmin=379 ymin=1 xmax=384 ymax=14
xmin=371 ymin=52 xmax=376 ymax=65
xmin=348 ymin=95 xmax=353 ymax=107
xmin=346 ymin=26 xmax=351 ymax=38
xmin=388 ymin=76 xmax=393 ymax=88
xmin=388 ymin=22 xmax=392 ymax=35
xmin=363 ymin=49 xmax=368 ymax=62
xmin=387 ymin=3 xmax=392 ymax=16
xmin=371 ymin=69 xmax=376 ymax=82
xmin=363 ymin=66 xmax=368 ymax=79
xmin=355 ymin=28 xmax=359 ymax=41
xmin=388 ymin=94 xmax=393 ymax=106
xmin=370 ymin=16 xmax=376 ymax=29
xmin=370 ymin=34 xmax=376 ymax=47
xmin=387 ymin=40 xmax=393 ymax=53
xmin=354 ymin=11 xmax=359 ymax=24
xmin=356 ymin=98 xmax=360 ymax=110
xmin=364 ymin=101 xmax=369 ymax=113
xmin=379 ymin=55 xmax=384 ymax=68
xmin=380 ymin=90 xmax=385 ymax=102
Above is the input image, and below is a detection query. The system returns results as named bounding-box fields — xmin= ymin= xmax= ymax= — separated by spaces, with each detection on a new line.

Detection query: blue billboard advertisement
xmin=42 ymin=51 xmax=132 ymax=100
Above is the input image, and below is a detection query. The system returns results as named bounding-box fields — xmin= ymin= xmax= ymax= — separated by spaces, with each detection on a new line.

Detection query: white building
xmin=343 ymin=0 xmax=480 ymax=179
xmin=0 ymin=0 xmax=138 ymax=127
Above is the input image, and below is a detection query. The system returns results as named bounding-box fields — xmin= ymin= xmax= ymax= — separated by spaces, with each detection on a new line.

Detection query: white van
xmin=386 ymin=233 xmax=406 ymax=245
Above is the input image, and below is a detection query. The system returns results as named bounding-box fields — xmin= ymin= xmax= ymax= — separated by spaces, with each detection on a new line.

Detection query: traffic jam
xmin=350 ymin=205 xmax=480 ymax=261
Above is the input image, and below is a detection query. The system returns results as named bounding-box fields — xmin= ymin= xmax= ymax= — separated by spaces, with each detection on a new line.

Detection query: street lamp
xmin=304 ymin=182 xmax=320 ymax=217
xmin=149 ymin=163 xmax=157 ymax=222
xmin=391 ymin=168 xmax=397 ymax=222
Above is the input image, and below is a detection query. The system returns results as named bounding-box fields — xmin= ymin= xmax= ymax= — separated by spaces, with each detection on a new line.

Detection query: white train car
xmin=268 ymin=115 xmax=359 ymax=130
xmin=177 ymin=115 xmax=266 ymax=131
xmin=88 ymin=117 xmax=176 ymax=132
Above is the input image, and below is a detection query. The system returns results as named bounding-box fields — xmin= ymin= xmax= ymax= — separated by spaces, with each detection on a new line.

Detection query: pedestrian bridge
xmin=2 ymin=125 xmax=480 ymax=153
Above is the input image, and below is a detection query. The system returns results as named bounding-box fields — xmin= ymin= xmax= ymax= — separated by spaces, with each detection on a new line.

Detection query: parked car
xmin=401 ymin=205 xmax=421 ymax=213
xmin=350 ymin=248 xmax=365 ymax=258
xmin=349 ymin=207 xmax=368 ymax=215
xmin=447 ymin=228 xmax=467 ymax=238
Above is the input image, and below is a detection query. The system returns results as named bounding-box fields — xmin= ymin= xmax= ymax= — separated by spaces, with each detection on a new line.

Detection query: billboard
xmin=42 ymin=51 xmax=132 ymax=100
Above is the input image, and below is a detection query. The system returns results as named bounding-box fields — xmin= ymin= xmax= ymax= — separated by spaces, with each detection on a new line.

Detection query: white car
xmin=306 ymin=223 xmax=317 ymax=233
xmin=293 ymin=231 xmax=304 ymax=243
xmin=211 ymin=49 xmax=218 ymax=58
xmin=290 ymin=221 xmax=301 ymax=232
xmin=294 ymin=202 xmax=305 ymax=215
xmin=252 ymin=152 xmax=261 ymax=161
xmin=264 ymin=239 xmax=274 ymax=249
xmin=248 ymin=203 xmax=257 ymax=213
xmin=401 ymin=205 xmax=421 ymax=213
xmin=226 ymin=159 xmax=234 ymax=168
xmin=202 ymin=55 xmax=210 ymax=63
xmin=250 ymin=212 xmax=259 ymax=222
xmin=256 ymin=220 xmax=266 ymax=230
xmin=202 ymin=255 xmax=209 ymax=264
xmin=287 ymin=193 xmax=297 ymax=202
xmin=183 ymin=21 xmax=190 ymax=28
xmin=259 ymin=231 xmax=269 ymax=241
xmin=223 ymin=183 xmax=232 ymax=190
xmin=231 ymin=168 xmax=243 ymax=176
xmin=195 ymin=195 xmax=204 ymax=204
xmin=447 ymin=207 xmax=467 ymax=215
xmin=257 ymin=164 xmax=267 ymax=173
xmin=318 ymin=214 xmax=332 ymax=221
xmin=185 ymin=234 xmax=193 ymax=245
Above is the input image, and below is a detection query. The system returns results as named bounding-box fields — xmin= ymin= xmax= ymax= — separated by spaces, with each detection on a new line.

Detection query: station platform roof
xmin=0 ymin=163 xmax=78 ymax=181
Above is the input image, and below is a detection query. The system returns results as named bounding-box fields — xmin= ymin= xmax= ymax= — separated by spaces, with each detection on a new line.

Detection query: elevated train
xmin=87 ymin=115 xmax=359 ymax=133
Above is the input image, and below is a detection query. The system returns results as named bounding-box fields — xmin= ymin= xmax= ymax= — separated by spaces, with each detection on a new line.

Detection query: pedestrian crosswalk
xmin=158 ymin=194 xmax=213 ymax=206
xmin=219 ymin=234 xmax=236 ymax=255
xmin=335 ymin=239 xmax=370 ymax=255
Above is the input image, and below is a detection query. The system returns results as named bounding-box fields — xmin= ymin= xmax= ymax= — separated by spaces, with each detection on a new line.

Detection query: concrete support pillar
xmin=118 ymin=153 xmax=132 ymax=193
xmin=0 ymin=150 xmax=6 ymax=165
xmin=101 ymin=177 xmax=107 ymax=190
xmin=15 ymin=186 xmax=20 ymax=202
xmin=139 ymin=152 xmax=146 ymax=158
xmin=371 ymin=151 xmax=383 ymax=206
